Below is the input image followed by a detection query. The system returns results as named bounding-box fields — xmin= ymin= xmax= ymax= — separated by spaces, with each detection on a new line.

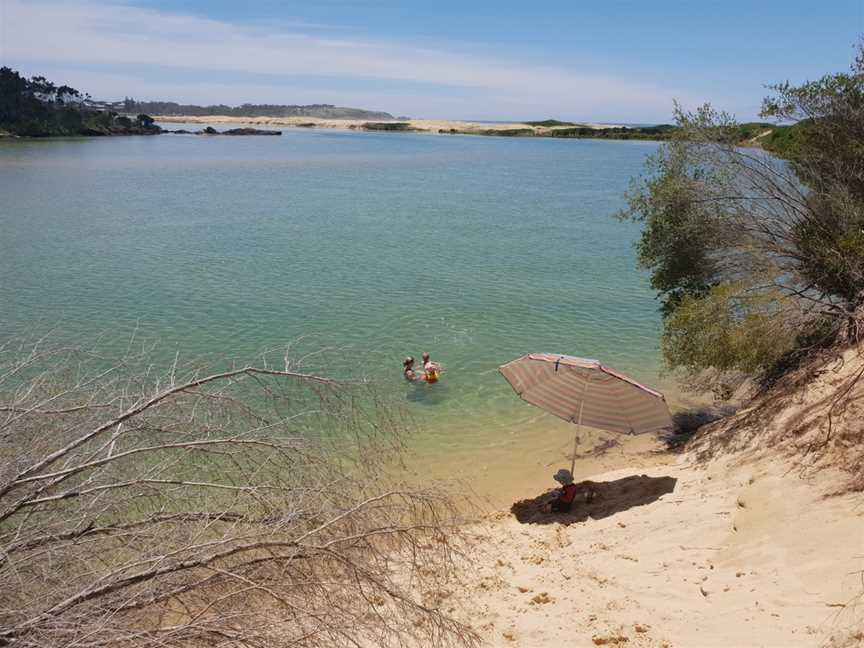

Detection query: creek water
xmin=0 ymin=126 xmax=676 ymax=501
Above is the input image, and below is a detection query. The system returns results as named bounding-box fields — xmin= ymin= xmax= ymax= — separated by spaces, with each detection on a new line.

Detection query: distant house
xmin=33 ymin=90 xmax=85 ymax=106
xmin=81 ymin=100 xmax=114 ymax=111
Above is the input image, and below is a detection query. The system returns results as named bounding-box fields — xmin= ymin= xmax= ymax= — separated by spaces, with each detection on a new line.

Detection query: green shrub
xmin=620 ymin=45 xmax=864 ymax=386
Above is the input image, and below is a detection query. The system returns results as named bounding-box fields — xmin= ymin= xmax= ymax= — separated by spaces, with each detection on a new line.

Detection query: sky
xmin=1 ymin=0 xmax=861 ymax=122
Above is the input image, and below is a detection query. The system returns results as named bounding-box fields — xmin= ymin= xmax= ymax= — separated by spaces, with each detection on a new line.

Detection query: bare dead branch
xmin=0 ymin=341 xmax=476 ymax=648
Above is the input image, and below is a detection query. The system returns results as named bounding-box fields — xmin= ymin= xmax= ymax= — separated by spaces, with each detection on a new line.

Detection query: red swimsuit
xmin=551 ymin=483 xmax=578 ymax=512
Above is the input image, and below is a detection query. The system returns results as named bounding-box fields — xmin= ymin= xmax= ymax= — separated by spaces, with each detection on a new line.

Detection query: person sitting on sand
xmin=403 ymin=356 xmax=420 ymax=382
xmin=543 ymin=468 xmax=579 ymax=513
xmin=421 ymin=352 xmax=441 ymax=383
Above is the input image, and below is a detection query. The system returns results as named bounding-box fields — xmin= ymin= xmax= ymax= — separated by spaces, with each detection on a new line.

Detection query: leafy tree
xmin=0 ymin=67 xmax=32 ymax=125
xmin=620 ymin=45 xmax=864 ymax=390
xmin=0 ymin=68 xmax=158 ymax=136
xmin=28 ymin=75 xmax=55 ymax=96
xmin=55 ymin=85 xmax=81 ymax=105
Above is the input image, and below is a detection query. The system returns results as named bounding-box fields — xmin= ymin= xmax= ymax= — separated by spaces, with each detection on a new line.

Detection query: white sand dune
xmin=153 ymin=115 xmax=622 ymax=135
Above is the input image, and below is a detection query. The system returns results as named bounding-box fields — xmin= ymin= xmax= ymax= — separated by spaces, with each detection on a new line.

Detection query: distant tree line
xmin=543 ymin=124 xmax=679 ymax=140
xmin=436 ymin=119 xmax=805 ymax=150
xmin=0 ymin=67 xmax=160 ymax=137
xmin=533 ymin=121 xmax=803 ymax=151
xmin=123 ymin=98 xmax=394 ymax=120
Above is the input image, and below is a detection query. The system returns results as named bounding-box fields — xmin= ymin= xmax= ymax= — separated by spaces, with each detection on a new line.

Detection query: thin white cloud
xmin=4 ymin=0 xmax=697 ymax=120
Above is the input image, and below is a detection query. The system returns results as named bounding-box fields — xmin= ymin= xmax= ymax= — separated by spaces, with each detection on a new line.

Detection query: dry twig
xmin=0 ymin=340 xmax=476 ymax=648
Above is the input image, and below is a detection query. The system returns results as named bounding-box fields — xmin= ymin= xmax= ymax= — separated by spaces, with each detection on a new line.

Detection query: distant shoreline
xmin=154 ymin=115 xmax=624 ymax=131
xmin=150 ymin=115 xmax=797 ymax=151
xmin=151 ymin=115 xmax=669 ymax=140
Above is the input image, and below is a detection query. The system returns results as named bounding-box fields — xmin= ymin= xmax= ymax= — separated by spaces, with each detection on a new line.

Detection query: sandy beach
xmin=153 ymin=115 xmax=622 ymax=135
xmin=429 ymin=446 xmax=864 ymax=648
xmin=438 ymin=450 xmax=863 ymax=647
xmin=418 ymin=348 xmax=864 ymax=647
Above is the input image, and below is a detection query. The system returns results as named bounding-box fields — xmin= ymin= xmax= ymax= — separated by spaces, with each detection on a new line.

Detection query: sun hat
xmin=553 ymin=468 xmax=574 ymax=485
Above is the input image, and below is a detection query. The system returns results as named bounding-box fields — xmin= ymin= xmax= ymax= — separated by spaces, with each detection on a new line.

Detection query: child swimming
xmin=421 ymin=352 xmax=441 ymax=383
xmin=402 ymin=353 xmax=443 ymax=384
xmin=403 ymin=356 xmax=420 ymax=382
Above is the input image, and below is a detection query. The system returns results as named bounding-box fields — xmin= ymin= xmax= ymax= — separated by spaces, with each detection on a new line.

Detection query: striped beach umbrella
xmin=499 ymin=353 xmax=673 ymax=474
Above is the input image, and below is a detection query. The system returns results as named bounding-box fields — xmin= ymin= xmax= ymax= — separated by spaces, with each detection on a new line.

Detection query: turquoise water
xmin=0 ymin=127 xmax=668 ymax=489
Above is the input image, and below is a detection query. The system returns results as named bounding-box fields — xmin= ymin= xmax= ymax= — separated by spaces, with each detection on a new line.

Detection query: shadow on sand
xmin=510 ymin=475 xmax=677 ymax=526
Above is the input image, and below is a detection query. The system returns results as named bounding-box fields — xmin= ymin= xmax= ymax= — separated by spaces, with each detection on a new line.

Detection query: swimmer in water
xmin=421 ymin=352 xmax=441 ymax=383
xmin=403 ymin=356 xmax=420 ymax=382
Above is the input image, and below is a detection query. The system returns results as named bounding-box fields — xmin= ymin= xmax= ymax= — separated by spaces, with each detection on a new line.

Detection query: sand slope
xmin=689 ymin=346 xmax=864 ymax=491
xmin=431 ymin=347 xmax=864 ymax=647
xmin=445 ymin=454 xmax=863 ymax=647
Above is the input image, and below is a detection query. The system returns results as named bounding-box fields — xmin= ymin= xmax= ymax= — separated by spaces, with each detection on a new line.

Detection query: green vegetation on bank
xmin=620 ymin=45 xmax=864 ymax=394
xmin=0 ymin=67 xmax=159 ymax=137
xmin=530 ymin=121 xmax=804 ymax=151
xmin=430 ymin=123 xmax=682 ymax=140
xmin=523 ymin=119 xmax=580 ymax=127
xmin=356 ymin=121 xmax=418 ymax=131
xmin=758 ymin=121 xmax=807 ymax=156
xmin=545 ymin=124 xmax=678 ymax=139
xmin=432 ymin=120 xmax=804 ymax=149
xmin=476 ymin=128 xmax=535 ymax=136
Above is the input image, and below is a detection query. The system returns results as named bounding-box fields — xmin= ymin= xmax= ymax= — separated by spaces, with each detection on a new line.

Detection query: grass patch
xmin=361 ymin=122 xmax=417 ymax=131
xmin=523 ymin=119 xmax=580 ymax=127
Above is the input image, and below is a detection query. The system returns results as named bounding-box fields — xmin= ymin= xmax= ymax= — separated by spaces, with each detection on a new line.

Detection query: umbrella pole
xmin=570 ymin=381 xmax=588 ymax=477
xmin=570 ymin=427 xmax=580 ymax=477
xmin=570 ymin=400 xmax=585 ymax=480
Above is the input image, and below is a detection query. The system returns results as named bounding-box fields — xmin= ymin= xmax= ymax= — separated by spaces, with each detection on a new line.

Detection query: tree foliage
xmin=0 ymin=67 xmax=159 ymax=137
xmin=620 ymin=45 xmax=864 ymax=389
xmin=622 ymin=134 xmax=725 ymax=315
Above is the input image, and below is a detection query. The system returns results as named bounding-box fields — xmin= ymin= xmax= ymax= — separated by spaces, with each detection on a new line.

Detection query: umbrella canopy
xmin=499 ymin=353 xmax=672 ymax=436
